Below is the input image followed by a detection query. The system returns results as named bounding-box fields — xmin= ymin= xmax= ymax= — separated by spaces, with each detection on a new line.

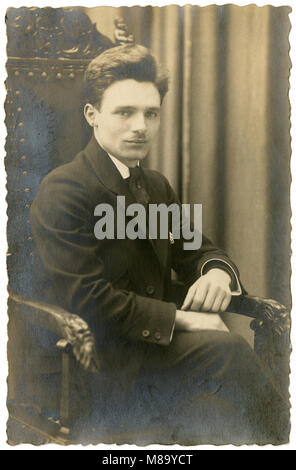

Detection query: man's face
xmin=91 ymin=79 xmax=161 ymax=167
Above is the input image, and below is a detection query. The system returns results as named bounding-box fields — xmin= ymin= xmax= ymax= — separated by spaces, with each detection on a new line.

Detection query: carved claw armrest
xmin=229 ymin=294 xmax=291 ymax=393
xmin=8 ymin=292 xmax=100 ymax=374
xmin=229 ymin=294 xmax=290 ymax=337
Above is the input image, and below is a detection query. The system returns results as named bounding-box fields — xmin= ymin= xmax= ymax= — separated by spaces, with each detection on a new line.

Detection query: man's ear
xmin=84 ymin=103 xmax=98 ymax=128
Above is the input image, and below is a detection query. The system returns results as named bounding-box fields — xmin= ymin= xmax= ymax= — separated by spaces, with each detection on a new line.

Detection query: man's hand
xmin=181 ymin=268 xmax=232 ymax=313
xmin=175 ymin=310 xmax=229 ymax=332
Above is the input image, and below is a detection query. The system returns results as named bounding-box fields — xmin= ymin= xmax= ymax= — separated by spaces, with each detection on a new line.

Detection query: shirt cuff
xmin=200 ymin=258 xmax=242 ymax=296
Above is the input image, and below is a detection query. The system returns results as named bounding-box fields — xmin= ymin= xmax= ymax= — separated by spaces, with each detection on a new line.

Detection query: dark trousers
xmin=89 ymin=330 xmax=289 ymax=445
xmin=133 ymin=331 xmax=290 ymax=444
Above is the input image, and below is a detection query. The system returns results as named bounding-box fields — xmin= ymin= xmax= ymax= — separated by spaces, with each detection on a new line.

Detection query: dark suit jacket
xmin=30 ymin=136 xmax=242 ymax=372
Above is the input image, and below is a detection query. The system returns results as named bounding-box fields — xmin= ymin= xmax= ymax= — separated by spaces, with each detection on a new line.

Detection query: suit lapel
xmin=84 ymin=136 xmax=168 ymax=272
xmin=141 ymin=171 xmax=170 ymax=273
xmin=84 ymin=136 xmax=135 ymax=207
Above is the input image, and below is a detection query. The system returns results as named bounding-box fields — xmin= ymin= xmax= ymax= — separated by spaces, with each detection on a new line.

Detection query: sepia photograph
xmin=2 ymin=1 xmax=294 ymax=448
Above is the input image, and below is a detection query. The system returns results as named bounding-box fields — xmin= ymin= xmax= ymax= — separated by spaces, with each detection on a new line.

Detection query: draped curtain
xmin=86 ymin=5 xmax=291 ymax=309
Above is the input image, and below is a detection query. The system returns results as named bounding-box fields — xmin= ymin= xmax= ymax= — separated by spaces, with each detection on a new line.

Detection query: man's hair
xmin=83 ymin=44 xmax=169 ymax=108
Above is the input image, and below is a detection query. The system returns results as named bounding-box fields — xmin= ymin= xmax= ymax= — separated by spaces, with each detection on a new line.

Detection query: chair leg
xmin=59 ymin=350 xmax=71 ymax=435
xmin=56 ymin=340 xmax=74 ymax=436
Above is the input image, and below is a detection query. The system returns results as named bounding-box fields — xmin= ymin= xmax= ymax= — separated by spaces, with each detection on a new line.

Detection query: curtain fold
xmin=222 ymin=6 xmax=271 ymax=297
xmin=148 ymin=5 xmax=182 ymax=192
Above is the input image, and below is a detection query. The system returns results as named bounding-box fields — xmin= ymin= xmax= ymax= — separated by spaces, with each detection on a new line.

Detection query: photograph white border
xmin=0 ymin=0 xmax=294 ymax=451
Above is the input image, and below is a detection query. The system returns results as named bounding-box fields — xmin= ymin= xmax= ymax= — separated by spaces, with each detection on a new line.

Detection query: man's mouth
xmin=125 ymin=139 xmax=147 ymax=144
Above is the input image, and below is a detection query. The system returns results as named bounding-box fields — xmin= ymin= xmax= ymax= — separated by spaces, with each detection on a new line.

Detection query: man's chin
xmin=121 ymin=150 xmax=149 ymax=162
xmin=134 ymin=152 xmax=148 ymax=161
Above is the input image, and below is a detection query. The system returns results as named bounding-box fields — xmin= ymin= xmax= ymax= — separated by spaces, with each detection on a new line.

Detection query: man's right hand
xmin=175 ymin=309 xmax=229 ymax=333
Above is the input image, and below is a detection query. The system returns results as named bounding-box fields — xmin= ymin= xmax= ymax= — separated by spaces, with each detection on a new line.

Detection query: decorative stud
xmin=41 ymin=72 xmax=47 ymax=78
xmin=18 ymin=122 xmax=24 ymax=127
xmin=17 ymin=107 xmax=22 ymax=112
xmin=56 ymin=72 xmax=62 ymax=79
xmin=23 ymin=170 xmax=27 ymax=175
xmin=15 ymin=90 xmax=20 ymax=95
xmin=14 ymin=70 xmax=20 ymax=76
xmin=24 ymin=188 xmax=30 ymax=192
xmin=69 ymin=72 xmax=75 ymax=79
xmin=19 ymin=138 xmax=25 ymax=143
xmin=21 ymin=155 xmax=26 ymax=160
xmin=28 ymin=71 xmax=34 ymax=77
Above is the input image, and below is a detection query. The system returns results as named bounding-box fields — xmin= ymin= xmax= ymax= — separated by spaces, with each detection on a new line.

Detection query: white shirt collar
xmin=94 ymin=133 xmax=138 ymax=179
xmin=108 ymin=154 xmax=132 ymax=180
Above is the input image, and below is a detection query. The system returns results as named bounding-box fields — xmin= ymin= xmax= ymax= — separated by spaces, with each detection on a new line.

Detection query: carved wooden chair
xmin=5 ymin=7 xmax=291 ymax=445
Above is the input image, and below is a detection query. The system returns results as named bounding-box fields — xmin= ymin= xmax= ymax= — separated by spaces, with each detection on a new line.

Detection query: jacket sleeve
xmin=30 ymin=173 xmax=176 ymax=347
xmin=161 ymin=175 xmax=245 ymax=293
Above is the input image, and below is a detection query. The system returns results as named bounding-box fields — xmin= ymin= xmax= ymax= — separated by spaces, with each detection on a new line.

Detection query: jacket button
xmin=154 ymin=332 xmax=161 ymax=340
xmin=142 ymin=329 xmax=150 ymax=338
xmin=146 ymin=285 xmax=155 ymax=295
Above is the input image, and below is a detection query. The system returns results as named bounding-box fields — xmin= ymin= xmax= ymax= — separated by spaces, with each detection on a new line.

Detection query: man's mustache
xmin=124 ymin=134 xmax=149 ymax=144
xmin=129 ymin=132 xmax=147 ymax=139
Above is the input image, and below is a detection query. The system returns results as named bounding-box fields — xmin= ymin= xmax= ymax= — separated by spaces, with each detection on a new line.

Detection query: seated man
xmin=30 ymin=44 xmax=289 ymax=444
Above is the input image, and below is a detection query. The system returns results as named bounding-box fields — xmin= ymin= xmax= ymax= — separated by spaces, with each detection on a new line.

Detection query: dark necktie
xmin=128 ymin=166 xmax=150 ymax=206
xmin=128 ymin=167 xmax=159 ymax=253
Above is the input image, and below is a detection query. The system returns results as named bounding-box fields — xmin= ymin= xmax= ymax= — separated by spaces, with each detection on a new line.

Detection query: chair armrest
xmin=8 ymin=292 xmax=100 ymax=373
xmin=228 ymin=295 xmax=291 ymax=396
xmin=228 ymin=294 xmax=290 ymax=336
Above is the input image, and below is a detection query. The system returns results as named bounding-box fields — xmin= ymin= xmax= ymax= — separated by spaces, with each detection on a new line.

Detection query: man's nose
xmin=130 ymin=113 xmax=147 ymax=133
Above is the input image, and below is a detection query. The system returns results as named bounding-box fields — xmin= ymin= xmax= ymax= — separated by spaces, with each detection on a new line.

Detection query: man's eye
xmin=117 ymin=110 xmax=131 ymax=117
xmin=145 ymin=111 xmax=158 ymax=119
